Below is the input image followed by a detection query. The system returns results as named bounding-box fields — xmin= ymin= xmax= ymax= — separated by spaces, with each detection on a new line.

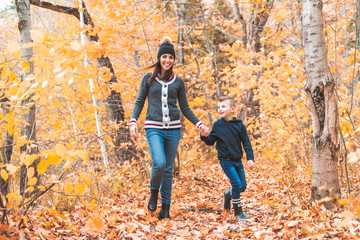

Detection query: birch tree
xmin=302 ymin=0 xmax=341 ymax=206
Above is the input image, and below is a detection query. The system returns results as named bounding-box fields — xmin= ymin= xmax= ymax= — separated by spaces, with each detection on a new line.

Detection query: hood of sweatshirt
xmin=221 ymin=117 xmax=242 ymax=124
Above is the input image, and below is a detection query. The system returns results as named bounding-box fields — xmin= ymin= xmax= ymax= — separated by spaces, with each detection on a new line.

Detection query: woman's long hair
xmin=146 ymin=61 xmax=174 ymax=84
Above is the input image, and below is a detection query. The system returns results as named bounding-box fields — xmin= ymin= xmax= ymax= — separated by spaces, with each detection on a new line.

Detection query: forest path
xmin=111 ymin=161 xmax=312 ymax=239
xmin=19 ymin=160 xmax=358 ymax=239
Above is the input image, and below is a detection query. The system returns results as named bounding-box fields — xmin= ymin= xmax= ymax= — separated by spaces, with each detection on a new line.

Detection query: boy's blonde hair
xmin=218 ymin=96 xmax=236 ymax=107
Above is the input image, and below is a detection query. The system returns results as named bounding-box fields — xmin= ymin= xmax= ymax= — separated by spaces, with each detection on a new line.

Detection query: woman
xmin=129 ymin=37 xmax=209 ymax=219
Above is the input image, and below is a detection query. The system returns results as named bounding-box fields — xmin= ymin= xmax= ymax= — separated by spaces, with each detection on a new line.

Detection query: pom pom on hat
xmin=160 ymin=36 xmax=173 ymax=45
xmin=157 ymin=36 xmax=176 ymax=59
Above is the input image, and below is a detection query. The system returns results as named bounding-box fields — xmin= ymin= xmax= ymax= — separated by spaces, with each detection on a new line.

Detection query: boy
xmin=200 ymin=96 xmax=255 ymax=220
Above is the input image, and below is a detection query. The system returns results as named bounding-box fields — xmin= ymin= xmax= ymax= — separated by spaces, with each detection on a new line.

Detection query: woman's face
xmin=160 ymin=54 xmax=174 ymax=72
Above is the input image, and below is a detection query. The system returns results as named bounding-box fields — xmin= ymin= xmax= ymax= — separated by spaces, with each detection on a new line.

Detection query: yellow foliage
xmin=37 ymin=185 xmax=46 ymax=191
xmin=6 ymin=164 xmax=17 ymax=175
xmin=37 ymin=159 xmax=48 ymax=175
xmin=46 ymin=151 xmax=61 ymax=166
xmin=53 ymin=122 xmax=62 ymax=131
xmin=28 ymin=177 xmax=37 ymax=186
xmin=30 ymin=30 xmax=45 ymax=43
xmin=70 ymin=41 xmax=82 ymax=51
xmin=40 ymin=96 xmax=47 ymax=105
xmin=74 ymin=183 xmax=85 ymax=195
xmin=74 ymin=150 xmax=88 ymax=164
xmin=7 ymin=41 xmax=21 ymax=54
xmin=90 ymin=199 xmax=96 ymax=210
xmin=54 ymin=100 xmax=61 ymax=109
xmin=64 ymin=182 xmax=73 ymax=194
xmin=27 ymin=167 xmax=34 ymax=178
xmin=21 ymin=60 xmax=30 ymax=73
xmin=21 ymin=154 xmax=40 ymax=166
xmin=6 ymin=192 xmax=23 ymax=203
xmin=26 ymin=186 xmax=34 ymax=193
xmin=80 ymin=172 xmax=90 ymax=185
xmin=57 ymin=214 xmax=68 ymax=221
xmin=55 ymin=144 xmax=67 ymax=156
xmin=1 ymin=169 xmax=8 ymax=181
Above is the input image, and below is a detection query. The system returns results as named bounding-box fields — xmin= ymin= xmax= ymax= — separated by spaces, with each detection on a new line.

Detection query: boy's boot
xmin=223 ymin=189 xmax=231 ymax=210
xmin=159 ymin=203 xmax=170 ymax=219
xmin=233 ymin=202 xmax=250 ymax=220
xmin=148 ymin=189 xmax=159 ymax=212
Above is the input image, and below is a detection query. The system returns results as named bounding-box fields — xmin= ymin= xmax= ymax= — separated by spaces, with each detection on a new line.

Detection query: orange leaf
xmin=85 ymin=217 xmax=105 ymax=234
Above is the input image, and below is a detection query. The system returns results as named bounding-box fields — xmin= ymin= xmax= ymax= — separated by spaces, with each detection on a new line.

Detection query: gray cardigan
xmin=130 ymin=72 xmax=202 ymax=129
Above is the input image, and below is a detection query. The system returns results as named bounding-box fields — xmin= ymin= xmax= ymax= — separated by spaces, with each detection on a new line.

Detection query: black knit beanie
xmin=157 ymin=42 xmax=176 ymax=60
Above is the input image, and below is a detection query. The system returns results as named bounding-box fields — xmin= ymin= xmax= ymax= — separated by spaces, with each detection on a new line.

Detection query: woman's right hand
xmin=130 ymin=124 xmax=138 ymax=138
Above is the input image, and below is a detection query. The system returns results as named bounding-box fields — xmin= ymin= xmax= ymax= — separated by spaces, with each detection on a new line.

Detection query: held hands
xmin=199 ymin=124 xmax=210 ymax=137
xmin=248 ymin=160 xmax=255 ymax=170
xmin=131 ymin=124 xmax=210 ymax=138
xmin=129 ymin=124 xmax=138 ymax=139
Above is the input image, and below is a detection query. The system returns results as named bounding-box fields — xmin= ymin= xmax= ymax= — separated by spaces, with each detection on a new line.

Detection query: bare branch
xmin=29 ymin=0 xmax=79 ymax=19
xmin=233 ymin=0 xmax=247 ymax=46
xmin=29 ymin=0 xmax=96 ymax=29
xmin=205 ymin=19 xmax=240 ymax=41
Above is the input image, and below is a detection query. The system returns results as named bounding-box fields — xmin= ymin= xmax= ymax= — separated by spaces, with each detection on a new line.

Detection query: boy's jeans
xmin=146 ymin=128 xmax=181 ymax=204
xmin=220 ymin=160 xmax=247 ymax=200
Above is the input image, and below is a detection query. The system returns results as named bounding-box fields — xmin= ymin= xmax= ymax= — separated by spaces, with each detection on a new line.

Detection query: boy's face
xmin=218 ymin=100 xmax=235 ymax=121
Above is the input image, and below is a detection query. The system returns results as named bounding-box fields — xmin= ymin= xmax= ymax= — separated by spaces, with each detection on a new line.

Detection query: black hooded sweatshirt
xmin=200 ymin=117 xmax=254 ymax=162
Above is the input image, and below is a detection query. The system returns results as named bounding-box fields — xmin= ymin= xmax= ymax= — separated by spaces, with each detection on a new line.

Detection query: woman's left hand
xmin=199 ymin=124 xmax=210 ymax=137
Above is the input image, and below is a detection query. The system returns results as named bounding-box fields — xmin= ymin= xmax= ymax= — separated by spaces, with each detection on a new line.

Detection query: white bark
xmin=302 ymin=0 xmax=333 ymax=93
xmin=302 ymin=0 xmax=340 ymax=204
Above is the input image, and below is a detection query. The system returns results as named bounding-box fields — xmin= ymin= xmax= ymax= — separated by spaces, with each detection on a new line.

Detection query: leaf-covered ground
xmin=5 ymin=160 xmax=360 ymax=239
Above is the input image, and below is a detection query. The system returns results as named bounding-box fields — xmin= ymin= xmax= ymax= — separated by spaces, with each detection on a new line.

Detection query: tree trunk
xmin=233 ymin=0 xmax=247 ymax=47
xmin=0 ymin=102 xmax=13 ymax=197
xmin=198 ymin=0 xmax=220 ymax=96
xmin=16 ymin=0 xmax=40 ymax=196
xmin=249 ymin=1 xmax=272 ymax=53
xmin=175 ymin=0 xmax=186 ymax=65
xmin=237 ymin=1 xmax=272 ymax=138
xmin=302 ymin=0 xmax=340 ymax=207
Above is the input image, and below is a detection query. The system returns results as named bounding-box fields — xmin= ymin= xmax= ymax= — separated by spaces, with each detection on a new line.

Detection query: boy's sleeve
xmin=239 ymin=123 xmax=254 ymax=161
xmin=200 ymin=123 xmax=218 ymax=145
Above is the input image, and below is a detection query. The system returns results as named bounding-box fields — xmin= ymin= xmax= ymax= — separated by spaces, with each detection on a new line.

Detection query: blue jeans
xmin=146 ymin=128 xmax=181 ymax=204
xmin=220 ymin=160 xmax=247 ymax=200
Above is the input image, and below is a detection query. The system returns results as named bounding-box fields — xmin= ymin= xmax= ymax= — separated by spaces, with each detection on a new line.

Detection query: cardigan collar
xmin=155 ymin=74 xmax=176 ymax=85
